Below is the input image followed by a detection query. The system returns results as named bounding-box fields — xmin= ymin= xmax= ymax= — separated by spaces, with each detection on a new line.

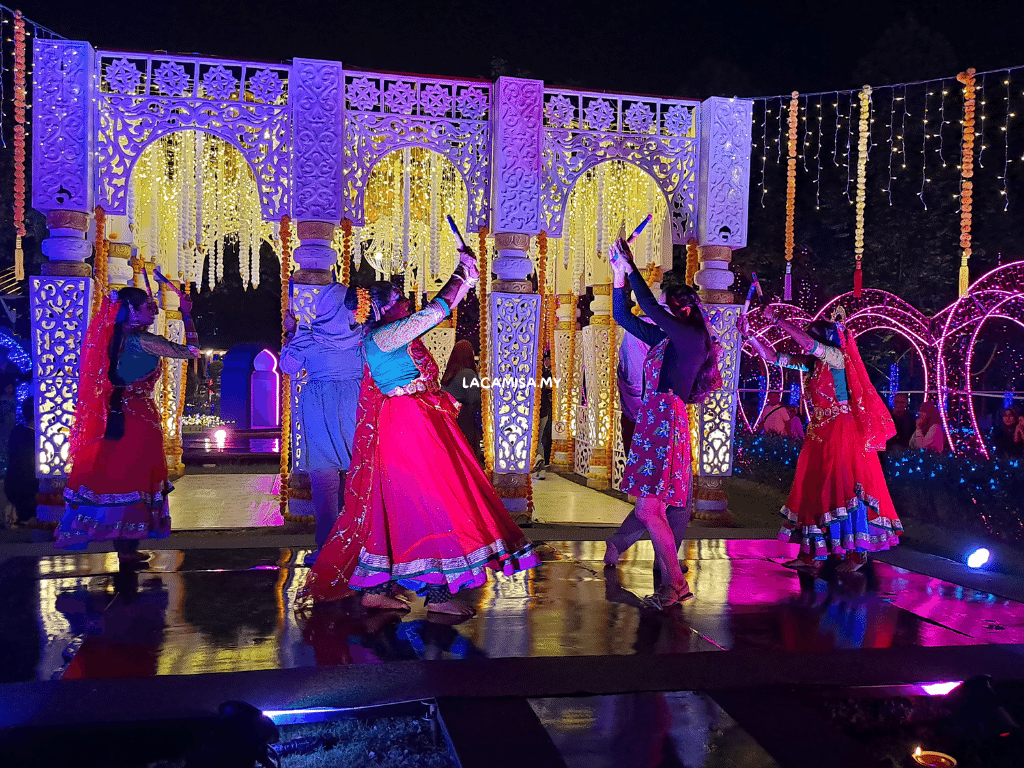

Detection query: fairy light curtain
xmin=749 ymin=65 xmax=1024 ymax=300
xmin=339 ymin=147 xmax=469 ymax=289
xmin=129 ymin=133 xmax=265 ymax=289
xmin=561 ymin=160 xmax=669 ymax=286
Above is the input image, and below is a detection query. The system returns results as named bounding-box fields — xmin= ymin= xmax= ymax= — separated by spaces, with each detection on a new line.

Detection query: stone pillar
xmin=551 ymin=292 xmax=576 ymax=469
xmin=489 ymin=77 xmax=544 ymax=521
xmin=30 ymin=39 xmax=96 ymax=520
xmin=290 ymin=57 xmax=345 ymax=522
xmin=160 ymin=287 xmax=186 ymax=479
xmin=104 ymin=215 xmax=136 ymax=290
xmin=693 ymin=96 xmax=754 ymax=524
xmin=581 ymin=284 xmax=615 ymax=489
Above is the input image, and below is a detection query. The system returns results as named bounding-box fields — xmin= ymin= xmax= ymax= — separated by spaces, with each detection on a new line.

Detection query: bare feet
xmin=604 ymin=541 xmax=620 ymax=567
xmin=426 ymin=599 xmax=476 ymax=616
xmin=836 ymin=555 xmax=866 ymax=573
xmin=361 ymin=592 xmax=411 ymax=611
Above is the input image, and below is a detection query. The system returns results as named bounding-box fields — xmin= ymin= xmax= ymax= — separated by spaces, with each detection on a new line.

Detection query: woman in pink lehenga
xmin=303 ymin=245 xmax=539 ymax=615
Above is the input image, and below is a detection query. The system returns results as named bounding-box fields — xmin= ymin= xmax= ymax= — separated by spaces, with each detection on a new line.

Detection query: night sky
xmin=19 ymin=0 xmax=1024 ymax=99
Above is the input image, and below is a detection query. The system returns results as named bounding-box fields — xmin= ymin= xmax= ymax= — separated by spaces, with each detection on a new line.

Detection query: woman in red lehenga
xmin=743 ymin=306 xmax=902 ymax=572
xmin=57 ymin=287 xmax=201 ymax=563
xmin=303 ymin=245 xmax=539 ymax=615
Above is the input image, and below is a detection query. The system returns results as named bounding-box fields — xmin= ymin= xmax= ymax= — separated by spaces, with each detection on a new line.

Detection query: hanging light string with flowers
xmin=784 ymin=91 xmax=799 ymax=301
xmin=853 ymin=85 xmax=872 ymax=297
xmin=957 ymin=68 xmax=977 ymax=297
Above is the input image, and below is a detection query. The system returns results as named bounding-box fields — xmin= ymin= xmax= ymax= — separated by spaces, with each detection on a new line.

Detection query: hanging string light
xmin=884 ymin=88 xmax=898 ymax=204
xmin=844 ymin=92 xmax=854 ymax=201
xmin=977 ymin=75 xmax=987 ymax=168
xmin=832 ymin=92 xmax=842 ymax=167
xmin=938 ymin=80 xmax=950 ymax=168
xmin=801 ymin=95 xmax=810 ymax=171
xmin=957 ymin=68 xmax=977 ymax=297
xmin=759 ymin=100 xmax=770 ymax=207
xmin=784 ymin=91 xmax=799 ymax=301
xmin=854 ymin=85 xmax=871 ymax=297
xmin=814 ymin=96 xmax=823 ymax=209
xmin=1002 ymin=71 xmax=1012 ymax=210
xmin=920 ymin=87 xmax=931 ymax=209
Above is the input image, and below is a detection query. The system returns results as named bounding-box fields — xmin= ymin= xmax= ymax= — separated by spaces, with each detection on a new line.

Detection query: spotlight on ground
xmin=921 ymin=681 xmax=962 ymax=696
xmin=967 ymin=548 xmax=990 ymax=569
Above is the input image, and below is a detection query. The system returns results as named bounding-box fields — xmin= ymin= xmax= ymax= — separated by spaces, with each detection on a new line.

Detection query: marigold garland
xmin=566 ymin=292 xmax=580 ymax=447
xmin=353 ymin=287 xmax=372 ymax=324
xmin=957 ymin=68 xmax=977 ymax=297
xmin=853 ymin=85 xmax=872 ymax=297
xmin=13 ymin=12 xmax=27 ymax=281
xmin=341 ymin=218 xmax=352 ymax=286
xmin=685 ymin=238 xmax=699 ymax=287
xmin=526 ymin=231 xmax=548 ymax=516
xmin=278 ymin=216 xmax=301 ymax=522
xmin=477 ymin=227 xmax=494 ymax=475
xmin=784 ymin=91 xmax=799 ymax=301
xmin=92 ymin=206 xmax=108 ymax=317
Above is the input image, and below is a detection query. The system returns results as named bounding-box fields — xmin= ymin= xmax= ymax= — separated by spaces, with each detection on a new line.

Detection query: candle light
xmin=912 ymin=746 xmax=958 ymax=767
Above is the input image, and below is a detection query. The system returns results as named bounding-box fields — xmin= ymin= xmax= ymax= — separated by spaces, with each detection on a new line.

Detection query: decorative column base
xmin=586 ymin=448 xmax=611 ymax=490
xmin=492 ymin=472 xmax=531 ymax=525
xmin=692 ymin=476 xmax=734 ymax=525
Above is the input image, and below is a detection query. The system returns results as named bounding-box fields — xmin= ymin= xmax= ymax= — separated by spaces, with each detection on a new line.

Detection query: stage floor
xmin=4 ymin=537 xmax=1024 ymax=684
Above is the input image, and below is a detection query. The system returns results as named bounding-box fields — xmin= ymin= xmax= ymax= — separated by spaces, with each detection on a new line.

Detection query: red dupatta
xmin=842 ymin=330 xmax=896 ymax=452
xmin=68 ymin=293 xmax=121 ymax=468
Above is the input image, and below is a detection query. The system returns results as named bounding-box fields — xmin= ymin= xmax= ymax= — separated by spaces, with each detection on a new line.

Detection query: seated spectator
xmin=886 ymin=393 xmax=915 ymax=450
xmin=787 ymin=404 xmax=805 ymax=441
xmin=762 ymin=393 xmax=791 ymax=436
xmin=909 ymin=400 xmax=945 ymax=453
xmin=990 ymin=407 xmax=1023 ymax=458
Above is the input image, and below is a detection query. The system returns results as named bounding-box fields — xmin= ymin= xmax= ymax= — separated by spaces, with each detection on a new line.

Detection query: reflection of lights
xmin=967 ymin=548 xmax=990 ymax=568
xmin=214 ymin=428 xmax=227 ymax=450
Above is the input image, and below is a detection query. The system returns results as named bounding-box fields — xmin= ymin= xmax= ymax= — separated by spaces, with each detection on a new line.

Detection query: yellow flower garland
xmin=957 ymin=68 xmax=977 ymax=297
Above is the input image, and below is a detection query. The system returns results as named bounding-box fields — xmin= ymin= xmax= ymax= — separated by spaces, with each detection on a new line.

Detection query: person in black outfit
xmin=6 ymin=398 xmax=39 ymax=522
xmin=886 ymin=392 xmax=915 ymax=451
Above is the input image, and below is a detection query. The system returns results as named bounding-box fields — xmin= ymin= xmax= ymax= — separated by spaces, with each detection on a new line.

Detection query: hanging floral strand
xmin=957 ymin=68 xmax=977 ymax=297
xmin=477 ymin=227 xmax=494 ymax=475
xmin=853 ymin=85 xmax=872 ymax=297
xmin=784 ymin=91 xmax=799 ymax=301
xmin=341 ymin=219 xmax=352 ymax=285
xmin=92 ymin=207 xmax=108 ymax=317
xmin=685 ymin=238 xmax=699 ymax=287
xmin=13 ymin=11 xmax=27 ymax=280
xmin=278 ymin=215 xmax=293 ymax=518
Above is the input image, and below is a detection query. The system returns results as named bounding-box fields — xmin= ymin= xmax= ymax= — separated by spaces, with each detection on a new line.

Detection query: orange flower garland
xmin=278 ymin=216 xmax=294 ymax=519
xmin=477 ymin=227 xmax=494 ymax=475
xmin=853 ymin=85 xmax=872 ymax=297
xmin=341 ymin=218 xmax=352 ymax=286
xmin=13 ymin=12 xmax=27 ymax=281
xmin=957 ymin=68 xmax=976 ymax=297
xmin=92 ymin=206 xmax=108 ymax=317
xmin=784 ymin=91 xmax=799 ymax=301
xmin=685 ymin=237 xmax=699 ymax=287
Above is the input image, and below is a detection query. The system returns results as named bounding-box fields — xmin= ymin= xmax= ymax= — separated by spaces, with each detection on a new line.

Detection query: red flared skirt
xmin=779 ymin=411 xmax=902 ymax=558
xmin=306 ymin=389 xmax=539 ymax=601
xmin=57 ymin=395 xmax=171 ymax=550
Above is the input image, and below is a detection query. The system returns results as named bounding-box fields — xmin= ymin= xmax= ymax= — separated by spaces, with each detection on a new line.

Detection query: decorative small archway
xmin=93 ymin=53 xmax=291 ymax=220
xmin=341 ymin=74 xmax=492 ymax=233
xmin=540 ymin=88 xmax=700 ymax=244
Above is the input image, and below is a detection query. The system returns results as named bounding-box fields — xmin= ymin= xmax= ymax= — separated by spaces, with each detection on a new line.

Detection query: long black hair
xmin=344 ymin=281 xmax=398 ymax=328
xmin=104 ymin=287 xmax=148 ymax=440
xmin=806 ymin=319 xmax=842 ymax=348
xmin=661 ymin=272 xmax=718 ymax=402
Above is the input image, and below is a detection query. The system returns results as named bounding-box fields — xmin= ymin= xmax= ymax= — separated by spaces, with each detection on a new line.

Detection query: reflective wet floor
xmin=4 ymin=538 xmax=1024 ymax=684
xmin=530 ymin=692 xmax=780 ymax=768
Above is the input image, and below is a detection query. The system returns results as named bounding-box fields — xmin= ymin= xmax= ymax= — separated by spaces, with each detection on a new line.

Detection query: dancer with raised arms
xmin=304 ymin=239 xmax=539 ymax=616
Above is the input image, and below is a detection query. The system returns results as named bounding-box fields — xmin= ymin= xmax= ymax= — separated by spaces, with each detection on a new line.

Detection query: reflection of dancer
xmin=281 ymin=283 xmax=364 ymax=565
xmin=743 ymin=307 xmax=902 ymax=572
xmin=604 ymin=239 xmax=718 ymax=609
xmin=58 ymin=288 xmax=200 ymax=561
xmin=304 ymin=246 xmax=539 ymax=616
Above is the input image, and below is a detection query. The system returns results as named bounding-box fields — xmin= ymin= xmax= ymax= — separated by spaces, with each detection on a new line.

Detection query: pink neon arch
xmin=937 ymin=262 xmax=1024 ymax=456
xmin=740 ymin=303 xmax=813 ymax=432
